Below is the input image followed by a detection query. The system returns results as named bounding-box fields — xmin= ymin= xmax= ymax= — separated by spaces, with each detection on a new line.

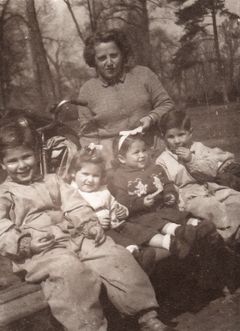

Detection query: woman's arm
xmin=144 ymin=67 xmax=174 ymax=124
xmin=77 ymin=83 xmax=98 ymax=135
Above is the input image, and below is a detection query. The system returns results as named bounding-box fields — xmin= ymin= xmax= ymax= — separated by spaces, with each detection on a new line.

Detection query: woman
xmin=78 ymin=29 xmax=174 ymax=164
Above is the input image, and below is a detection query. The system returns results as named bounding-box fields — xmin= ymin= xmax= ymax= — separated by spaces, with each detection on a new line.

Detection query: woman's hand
xmin=144 ymin=195 xmax=155 ymax=207
xmin=115 ymin=203 xmax=128 ymax=220
xmin=175 ymin=147 xmax=192 ymax=162
xmin=139 ymin=116 xmax=152 ymax=132
xmin=88 ymin=225 xmax=106 ymax=246
xmin=30 ymin=234 xmax=56 ymax=254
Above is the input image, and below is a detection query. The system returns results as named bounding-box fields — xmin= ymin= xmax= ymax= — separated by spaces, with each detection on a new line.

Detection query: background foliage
xmin=0 ymin=0 xmax=240 ymax=113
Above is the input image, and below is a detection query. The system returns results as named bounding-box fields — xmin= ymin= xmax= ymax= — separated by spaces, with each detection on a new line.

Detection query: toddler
xmin=157 ymin=110 xmax=240 ymax=240
xmin=107 ymin=131 xmax=215 ymax=260
xmin=0 ymin=119 xmax=172 ymax=331
xmin=69 ymin=146 xmax=158 ymax=269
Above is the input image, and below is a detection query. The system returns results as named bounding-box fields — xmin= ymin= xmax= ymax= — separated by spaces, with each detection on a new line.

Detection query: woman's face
xmin=94 ymin=41 xmax=124 ymax=82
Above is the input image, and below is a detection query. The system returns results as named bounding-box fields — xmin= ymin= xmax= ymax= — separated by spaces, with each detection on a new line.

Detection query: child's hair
xmin=69 ymin=146 xmax=106 ymax=179
xmin=160 ymin=110 xmax=192 ymax=136
xmin=0 ymin=119 xmax=39 ymax=160
xmin=112 ymin=133 xmax=147 ymax=168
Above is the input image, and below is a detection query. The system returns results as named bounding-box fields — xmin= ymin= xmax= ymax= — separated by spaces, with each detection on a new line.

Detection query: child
xmin=0 ymin=120 xmax=173 ymax=331
xmin=157 ymin=110 xmax=240 ymax=240
xmin=69 ymin=146 xmax=159 ymax=270
xmin=107 ymin=132 xmax=216 ymax=260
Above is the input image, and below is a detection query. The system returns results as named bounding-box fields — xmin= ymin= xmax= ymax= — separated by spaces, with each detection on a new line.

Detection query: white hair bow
xmin=118 ymin=126 xmax=143 ymax=151
xmin=88 ymin=142 xmax=103 ymax=151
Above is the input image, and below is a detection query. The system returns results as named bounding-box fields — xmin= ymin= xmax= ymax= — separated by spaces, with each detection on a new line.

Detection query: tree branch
xmin=63 ymin=0 xmax=85 ymax=42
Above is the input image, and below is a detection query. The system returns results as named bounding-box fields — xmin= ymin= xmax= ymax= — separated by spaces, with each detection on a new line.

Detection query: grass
xmin=188 ymin=103 xmax=240 ymax=159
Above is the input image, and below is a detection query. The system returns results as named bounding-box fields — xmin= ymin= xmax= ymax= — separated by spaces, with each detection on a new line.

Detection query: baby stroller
xmin=0 ymin=99 xmax=86 ymax=181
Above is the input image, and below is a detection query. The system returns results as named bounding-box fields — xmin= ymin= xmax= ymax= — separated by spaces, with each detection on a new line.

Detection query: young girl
xmin=69 ymin=147 xmax=161 ymax=270
xmin=107 ymin=132 xmax=216 ymax=260
xmin=0 ymin=120 xmax=172 ymax=331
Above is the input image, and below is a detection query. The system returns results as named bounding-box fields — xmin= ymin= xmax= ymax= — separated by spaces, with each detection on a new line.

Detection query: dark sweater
xmin=107 ymin=163 xmax=178 ymax=217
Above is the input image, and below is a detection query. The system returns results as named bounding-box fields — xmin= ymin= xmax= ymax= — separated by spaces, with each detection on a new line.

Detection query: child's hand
xmin=164 ymin=193 xmax=176 ymax=206
xmin=98 ymin=217 xmax=111 ymax=230
xmin=30 ymin=234 xmax=56 ymax=254
xmin=175 ymin=147 xmax=192 ymax=162
xmin=88 ymin=225 xmax=106 ymax=246
xmin=115 ymin=203 xmax=128 ymax=220
xmin=144 ymin=195 xmax=155 ymax=207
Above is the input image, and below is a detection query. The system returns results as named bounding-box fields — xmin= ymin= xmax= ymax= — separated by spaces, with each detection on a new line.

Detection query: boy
xmin=0 ymin=120 xmax=170 ymax=331
xmin=156 ymin=110 xmax=240 ymax=240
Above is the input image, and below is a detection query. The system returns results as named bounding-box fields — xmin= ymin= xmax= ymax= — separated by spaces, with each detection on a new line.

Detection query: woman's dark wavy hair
xmin=69 ymin=147 xmax=106 ymax=180
xmin=0 ymin=120 xmax=40 ymax=160
xmin=83 ymin=29 xmax=132 ymax=68
xmin=160 ymin=110 xmax=192 ymax=136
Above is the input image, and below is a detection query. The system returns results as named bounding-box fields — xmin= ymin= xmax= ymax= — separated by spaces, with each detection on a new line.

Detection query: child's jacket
xmin=156 ymin=142 xmax=234 ymax=203
xmin=180 ymin=142 xmax=234 ymax=180
xmin=0 ymin=174 xmax=99 ymax=261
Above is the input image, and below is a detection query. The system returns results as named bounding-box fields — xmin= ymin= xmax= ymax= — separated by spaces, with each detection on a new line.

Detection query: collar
xmin=118 ymin=161 xmax=151 ymax=173
xmin=165 ymin=148 xmax=179 ymax=160
xmin=99 ymin=69 xmax=127 ymax=87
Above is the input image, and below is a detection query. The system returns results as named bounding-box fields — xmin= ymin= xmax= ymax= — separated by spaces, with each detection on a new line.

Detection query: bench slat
xmin=0 ymin=283 xmax=41 ymax=304
xmin=0 ymin=287 xmax=47 ymax=326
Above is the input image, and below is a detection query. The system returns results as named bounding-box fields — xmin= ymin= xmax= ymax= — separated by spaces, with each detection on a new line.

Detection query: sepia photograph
xmin=0 ymin=0 xmax=240 ymax=330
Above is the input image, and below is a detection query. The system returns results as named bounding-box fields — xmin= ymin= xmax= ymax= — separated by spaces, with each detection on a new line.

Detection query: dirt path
xmin=176 ymin=288 xmax=240 ymax=331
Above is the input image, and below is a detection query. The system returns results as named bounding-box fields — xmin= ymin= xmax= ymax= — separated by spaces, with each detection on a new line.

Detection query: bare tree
xmin=0 ymin=0 xmax=11 ymax=108
xmin=25 ymin=0 xmax=56 ymax=111
xmin=220 ymin=17 xmax=240 ymax=99
xmin=86 ymin=0 xmax=152 ymax=66
xmin=63 ymin=0 xmax=85 ymax=42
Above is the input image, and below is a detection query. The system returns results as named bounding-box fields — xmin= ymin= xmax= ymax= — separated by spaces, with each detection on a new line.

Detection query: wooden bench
xmin=0 ymin=256 xmax=48 ymax=327
xmin=0 ymin=282 xmax=47 ymax=327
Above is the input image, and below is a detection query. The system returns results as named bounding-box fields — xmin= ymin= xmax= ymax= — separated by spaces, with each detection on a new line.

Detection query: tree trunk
xmin=0 ymin=0 xmax=11 ymax=110
xmin=90 ymin=0 xmax=152 ymax=67
xmin=25 ymin=0 xmax=56 ymax=112
xmin=211 ymin=1 xmax=229 ymax=104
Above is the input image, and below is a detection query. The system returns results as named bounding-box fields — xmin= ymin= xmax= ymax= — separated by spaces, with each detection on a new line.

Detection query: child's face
xmin=75 ymin=162 xmax=102 ymax=192
xmin=119 ymin=139 xmax=149 ymax=169
xmin=164 ymin=127 xmax=193 ymax=153
xmin=1 ymin=146 xmax=37 ymax=184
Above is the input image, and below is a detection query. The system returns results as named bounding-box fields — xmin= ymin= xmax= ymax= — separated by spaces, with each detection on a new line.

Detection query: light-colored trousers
xmin=182 ymin=183 xmax=240 ymax=239
xmin=22 ymin=236 xmax=158 ymax=331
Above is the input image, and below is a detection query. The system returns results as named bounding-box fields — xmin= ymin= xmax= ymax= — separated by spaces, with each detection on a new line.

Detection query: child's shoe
xmin=170 ymin=235 xmax=191 ymax=259
xmin=138 ymin=310 xmax=168 ymax=331
xmin=195 ymin=220 xmax=217 ymax=240
xmin=175 ymin=224 xmax=197 ymax=246
xmin=133 ymin=247 xmax=156 ymax=274
xmin=222 ymin=246 xmax=240 ymax=293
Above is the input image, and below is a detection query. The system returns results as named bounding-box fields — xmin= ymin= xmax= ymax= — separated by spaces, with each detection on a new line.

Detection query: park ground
xmin=0 ymin=102 xmax=240 ymax=331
